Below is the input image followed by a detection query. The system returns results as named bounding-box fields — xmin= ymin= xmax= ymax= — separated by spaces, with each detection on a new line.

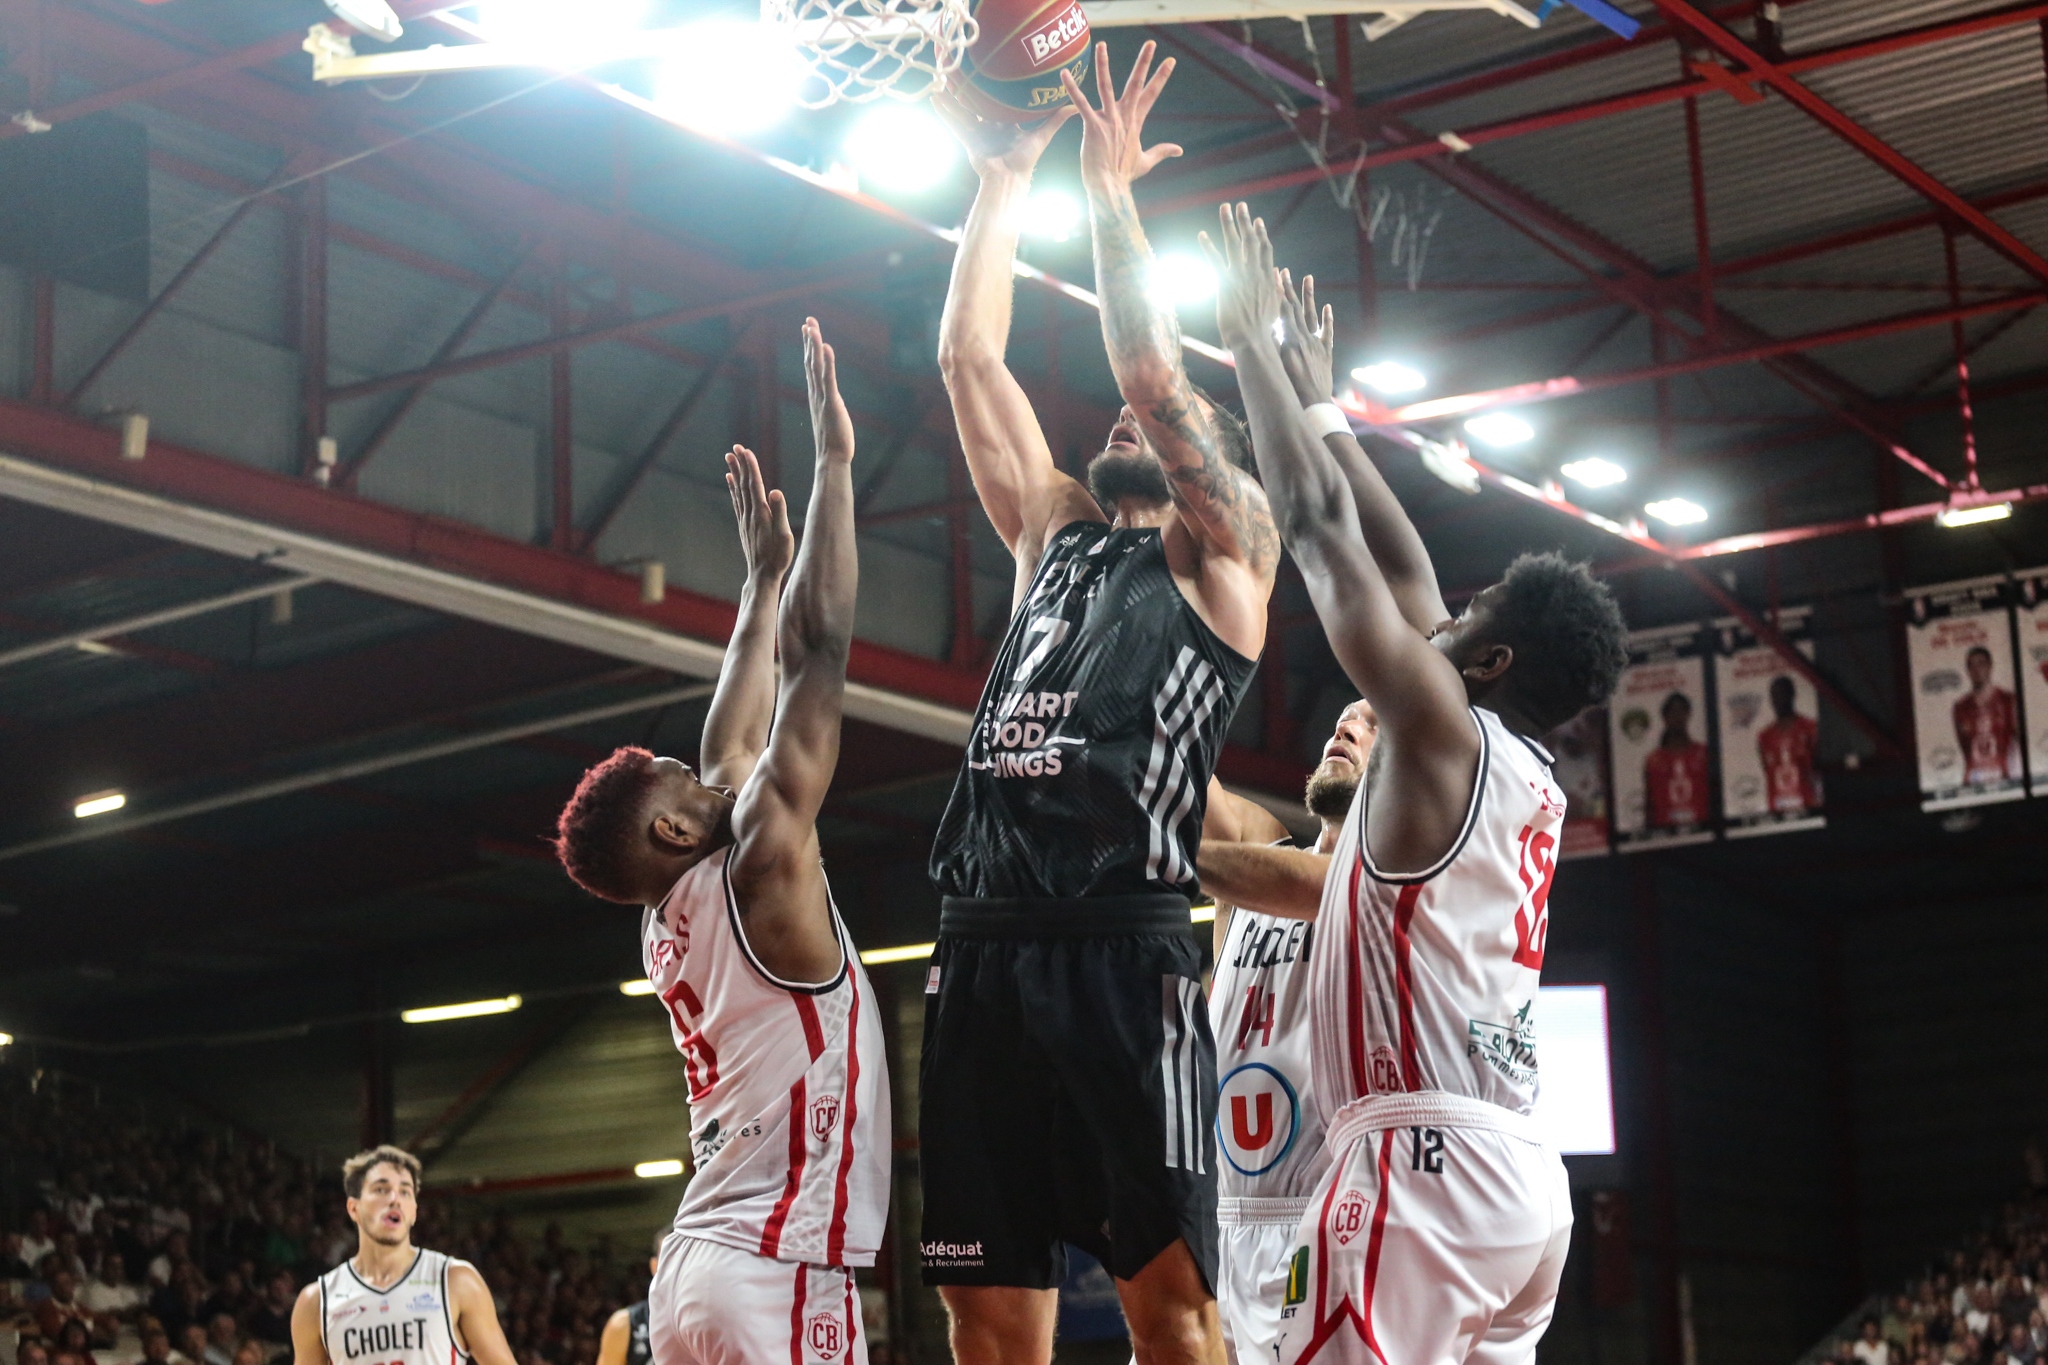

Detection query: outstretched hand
xmin=1278 ymin=270 xmax=1337 ymax=407
xmin=1061 ymin=40 xmax=1181 ymax=195
xmin=1199 ymin=201 xmax=1283 ymax=351
xmin=932 ymin=88 xmax=1077 ymax=180
xmin=802 ymin=317 xmax=854 ymax=466
xmin=726 ymin=444 xmax=794 ymax=581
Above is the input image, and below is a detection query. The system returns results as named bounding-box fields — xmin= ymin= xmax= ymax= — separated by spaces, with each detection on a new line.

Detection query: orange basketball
xmin=953 ymin=0 xmax=1091 ymax=123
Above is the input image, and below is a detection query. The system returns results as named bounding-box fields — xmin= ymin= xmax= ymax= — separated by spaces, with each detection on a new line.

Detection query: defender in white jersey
xmin=1203 ymin=209 xmax=1628 ymax=1365
xmin=1199 ymin=702 xmax=1376 ymax=1365
xmin=292 ymin=1147 xmax=513 ymax=1365
xmin=554 ymin=322 xmax=889 ymax=1365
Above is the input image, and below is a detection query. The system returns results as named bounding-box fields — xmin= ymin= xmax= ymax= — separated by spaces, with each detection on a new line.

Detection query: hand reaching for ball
xmin=932 ymin=88 xmax=1076 ymax=181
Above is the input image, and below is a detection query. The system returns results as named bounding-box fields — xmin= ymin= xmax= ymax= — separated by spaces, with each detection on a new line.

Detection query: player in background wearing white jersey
xmin=1203 ymin=206 xmax=1628 ymax=1365
xmin=291 ymin=1147 xmax=514 ymax=1365
xmin=552 ymin=320 xmax=890 ymax=1365
xmin=1199 ymin=701 xmax=1376 ymax=1365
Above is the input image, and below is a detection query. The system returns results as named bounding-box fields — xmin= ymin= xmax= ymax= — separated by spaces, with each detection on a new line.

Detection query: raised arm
xmin=1199 ymin=785 xmax=1321 ymax=949
xmin=1063 ymin=44 xmax=1277 ymax=579
xmin=728 ymin=319 xmax=859 ymax=985
xmin=932 ymin=93 xmax=1099 ymax=582
xmin=698 ymin=444 xmax=793 ymax=792
xmin=1275 ymin=272 xmax=1450 ymax=635
xmin=1205 ymin=205 xmax=1479 ymax=870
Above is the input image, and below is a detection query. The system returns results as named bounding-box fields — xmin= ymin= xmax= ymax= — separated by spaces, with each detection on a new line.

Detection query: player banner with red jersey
xmin=1543 ymin=706 xmax=1613 ymax=859
xmin=1713 ymin=610 xmax=1825 ymax=839
xmin=1906 ymin=576 xmax=2026 ymax=811
xmin=2016 ymin=570 xmax=2048 ymax=798
xmin=1609 ymin=625 xmax=1714 ymax=852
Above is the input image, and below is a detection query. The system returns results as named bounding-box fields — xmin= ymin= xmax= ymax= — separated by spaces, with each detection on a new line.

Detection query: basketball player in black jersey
xmin=923 ymin=45 xmax=1277 ymax=1365
xmin=594 ymin=1236 xmax=657 ymax=1365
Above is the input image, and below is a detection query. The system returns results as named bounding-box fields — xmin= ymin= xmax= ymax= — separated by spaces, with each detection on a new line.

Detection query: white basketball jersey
xmin=1208 ymin=901 xmax=1325 ymax=1201
xmin=1308 ymin=707 xmax=1563 ymax=1124
xmin=642 ymin=848 xmax=890 ymax=1269
xmin=317 ymin=1250 xmax=469 ymax=1365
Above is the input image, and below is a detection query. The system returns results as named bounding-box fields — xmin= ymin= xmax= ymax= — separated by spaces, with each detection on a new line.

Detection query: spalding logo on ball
xmin=950 ymin=0 xmax=1091 ymax=123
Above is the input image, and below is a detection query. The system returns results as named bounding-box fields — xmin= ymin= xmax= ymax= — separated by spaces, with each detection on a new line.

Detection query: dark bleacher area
xmin=0 ymin=1068 xmax=649 ymax=1365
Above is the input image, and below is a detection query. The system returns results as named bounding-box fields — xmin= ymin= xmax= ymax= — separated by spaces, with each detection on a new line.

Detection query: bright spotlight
xmin=0 ymin=1033 xmax=11 ymax=1048
xmin=1149 ymin=253 xmax=1217 ymax=308
xmin=401 ymin=994 xmax=523 ymax=1024
xmin=73 ymin=790 xmax=126 ymax=819
xmin=1645 ymin=497 xmax=1708 ymax=526
xmin=619 ymin=978 xmax=657 ymax=997
xmin=654 ymin=20 xmax=802 ymax=136
xmin=476 ymin=0 xmax=649 ymax=46
xmin=1936 ymin=501 xmax=2012 ymax=528
xmin=845 ymin=106 xmax=960 ymax=193
xmin=634 ymin=1159 xmax=686 ymax=1179
xmin=1560 ymin=457 xmax=1627 ymax=488
xmin=1463 ymin=412 xmax=1534 ymax=448
xmin=1019 ymin=190 xmax=1084 ymax=243
xmin=1351 ymin=362 xmax=1426 ymax=395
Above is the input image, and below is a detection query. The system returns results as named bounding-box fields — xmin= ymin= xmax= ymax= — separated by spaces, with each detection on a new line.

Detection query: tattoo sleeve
xmin=1089 ymin=185 xmax=1279 ymax=573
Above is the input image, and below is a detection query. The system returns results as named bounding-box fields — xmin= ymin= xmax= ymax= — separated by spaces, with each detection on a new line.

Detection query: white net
xmin=762 ymin=0 xmax=980 ymax=106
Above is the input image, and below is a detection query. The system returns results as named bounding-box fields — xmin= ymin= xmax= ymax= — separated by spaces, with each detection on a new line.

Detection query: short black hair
xmin=1966 ymin=645 xmax=1992 ymax=663
xmin=1188 ymin=384 xmax=1254 ymax=473
xmin=1487 ymin=552 xmax=1629 ymax=733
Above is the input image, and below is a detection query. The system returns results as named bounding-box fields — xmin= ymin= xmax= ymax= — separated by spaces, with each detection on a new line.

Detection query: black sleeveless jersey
xmin=931 ymin=520 xmax=1258 ymax=902
xmin=624 ymin=1302 xmax=650 ymax=1365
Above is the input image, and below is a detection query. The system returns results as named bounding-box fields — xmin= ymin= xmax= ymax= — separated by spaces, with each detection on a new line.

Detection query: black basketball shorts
xmin=917 ymin=894 xmax=1219 ymax=1293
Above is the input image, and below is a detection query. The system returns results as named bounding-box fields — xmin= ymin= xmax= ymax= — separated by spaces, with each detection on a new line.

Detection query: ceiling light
xmin=653 ymin=20 xmax=802 ymax=136
xmin=1645 ymin=497 xmax=1708 ymax=526
xmin=1019 ymin=190 xmax=1084 ymax=243
xmin=858 ymin=942 xmax=936 ymax=965
xmin=845 ymin=107 xmax=960 ymax=193
xmin=1936 ymin=501 xmax=2012 ymax=528
xmin=1463 ymin=412 xmax=1534 ymax=448
xmin=1560 ymin=457 xmax=1627 ymax=488
xmin=0 ymin=1033 xmax=12 ymax=1048
xmin=74 ymin=639 xmax=120 ymax=656
xmin=1190 ymin=902 xmax=1216 ymax=924
xmin=401 ymin=994 xmax=522 ymax=1024
xmin=634 ymin=1159 xmax=685 ymax=1179
xmin=1351 ymin=362 xmax=1426 ymax=395
xmin=619 ymin=978 xmax=657 ymax=997
xmin=1149 ymin=253 xmax=1218 ymax=309
xmin=73 ymin=791 xmax=126 ymax=819
xmin=321 ymin=0 xmax=403 ymax=42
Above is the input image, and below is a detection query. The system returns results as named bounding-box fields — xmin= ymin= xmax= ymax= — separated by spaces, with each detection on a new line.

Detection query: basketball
xmin=951 ymin=0 xmax=1091 ymax=122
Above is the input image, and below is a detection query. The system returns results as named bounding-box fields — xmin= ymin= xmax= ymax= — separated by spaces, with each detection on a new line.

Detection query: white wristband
xmin=1302 ymin=402 xmax=1352 ymax=439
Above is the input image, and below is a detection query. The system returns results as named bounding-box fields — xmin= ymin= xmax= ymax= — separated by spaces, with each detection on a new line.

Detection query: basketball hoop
xmin=762 ymin=0 xmax=979 ymax=106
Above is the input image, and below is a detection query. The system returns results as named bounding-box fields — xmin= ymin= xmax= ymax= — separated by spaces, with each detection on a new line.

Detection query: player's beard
xmin=1304 ymin=760 xmax=1360 ymax=821
xmin=1087 ymin=447 xmax=1172 ymax=511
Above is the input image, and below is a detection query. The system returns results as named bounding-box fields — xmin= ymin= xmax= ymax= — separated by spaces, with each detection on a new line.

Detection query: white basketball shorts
xmin=1218 ymin=1198 xmax=1312 ymax=1365
xmin=1275 ymin=1094 xmax=1572 ymax=1365
xmin=650 ymin=1234 xmax=869 ymax=1365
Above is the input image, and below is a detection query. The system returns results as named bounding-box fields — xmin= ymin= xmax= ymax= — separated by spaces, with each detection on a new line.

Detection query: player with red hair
xmin=554 ymin=321 xmax=890 ymax=1365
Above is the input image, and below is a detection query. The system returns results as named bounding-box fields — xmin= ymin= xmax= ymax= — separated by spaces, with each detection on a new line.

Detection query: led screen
xmin=1532 ymin=984 xmax=1617 ymax=1156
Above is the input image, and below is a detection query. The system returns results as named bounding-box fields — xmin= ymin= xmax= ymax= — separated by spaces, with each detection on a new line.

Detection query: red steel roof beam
xmin=1652 ymin=0 xmax=2048 ymax=287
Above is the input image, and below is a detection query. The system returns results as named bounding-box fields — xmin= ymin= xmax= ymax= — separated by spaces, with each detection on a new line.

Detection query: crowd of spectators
xmin=1 ymin=1069 xmax=651 ymax=1365
xmin=1818 ymin=1194 xmax=2048 ymax=1365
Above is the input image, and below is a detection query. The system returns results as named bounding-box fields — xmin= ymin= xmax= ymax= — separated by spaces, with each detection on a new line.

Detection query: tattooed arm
xmin=1063 ymin=44 xmax=1278 ymax=588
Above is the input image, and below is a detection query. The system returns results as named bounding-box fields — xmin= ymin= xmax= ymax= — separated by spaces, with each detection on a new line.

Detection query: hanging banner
xmin=1544 ymin=706 xmax=1612 ymax=859
xmin=1713 ymin=610 xmax=1825 ymax=839
xmin=1609 ymin=625 xmax=1714 ymax=852
xmin=1906 ymin=577 xmax=2025 ymax=811
xmin=2017 ymin=570 xmax=2048 ymax=798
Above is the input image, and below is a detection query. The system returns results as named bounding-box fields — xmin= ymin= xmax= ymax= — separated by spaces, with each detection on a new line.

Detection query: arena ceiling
xmin=0 ymin=0 xmax=2044 ymax=1070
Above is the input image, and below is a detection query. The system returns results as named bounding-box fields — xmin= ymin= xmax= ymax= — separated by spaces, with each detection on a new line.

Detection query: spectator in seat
xmin=152 ymin=1265 xmax=206 ymax=1338
xmin=1972 ymin=1290 xmax=1999 ymax=1339
xmin=199 ymin=1271 xmax=246 ymax=1328
xmin=203 ymin=1311 xmax=239 ymax=1365
xmin=84 ymin=1253 xmax=145 ymax=1320
xmin=2007 ymin=1324 xmax=2037 ymax=1365
xmin=229 ymin=1342 xmax=264 ymax=1365
xmin=1858 ymin=1321 xmax=1895 ymax=1365
xmin=37 ymin=1269 xmax=96 ymax=1341
xmin=175 ymin=1322 xmax=210 ymax=1365
xmin=147 ymin=1232 xmax=189 ymax=1290
xmin=141 ymin=1331 xmax=177 ymax=1365
xmin=1 ymin=1231 xmax=32 ymax=1278
xmin=22 ymin=1211 xmax=57 ymax=1271
xmin=55 ymin=1318 xmax=98 ymax=1363
xmin=20 ymin=1342 xmax=52 ymax=1365
xmin=246 ymin=1271 xmax=295 ymax=1345
xmin=61 ymin=1174 xmax=105 ymax=1238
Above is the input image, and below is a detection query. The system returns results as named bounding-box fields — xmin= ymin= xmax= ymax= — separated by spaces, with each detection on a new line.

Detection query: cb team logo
xmin=1328 ymin=1189 xmax=1371 ymax=1247
xmin=804 ymin=1311 xmax=846 ymax=1360
xmin=1216 ymin=1063 xmax=1299 ymax=1177
xmin=809 ymin=1094 xmax=842 ymax=1141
